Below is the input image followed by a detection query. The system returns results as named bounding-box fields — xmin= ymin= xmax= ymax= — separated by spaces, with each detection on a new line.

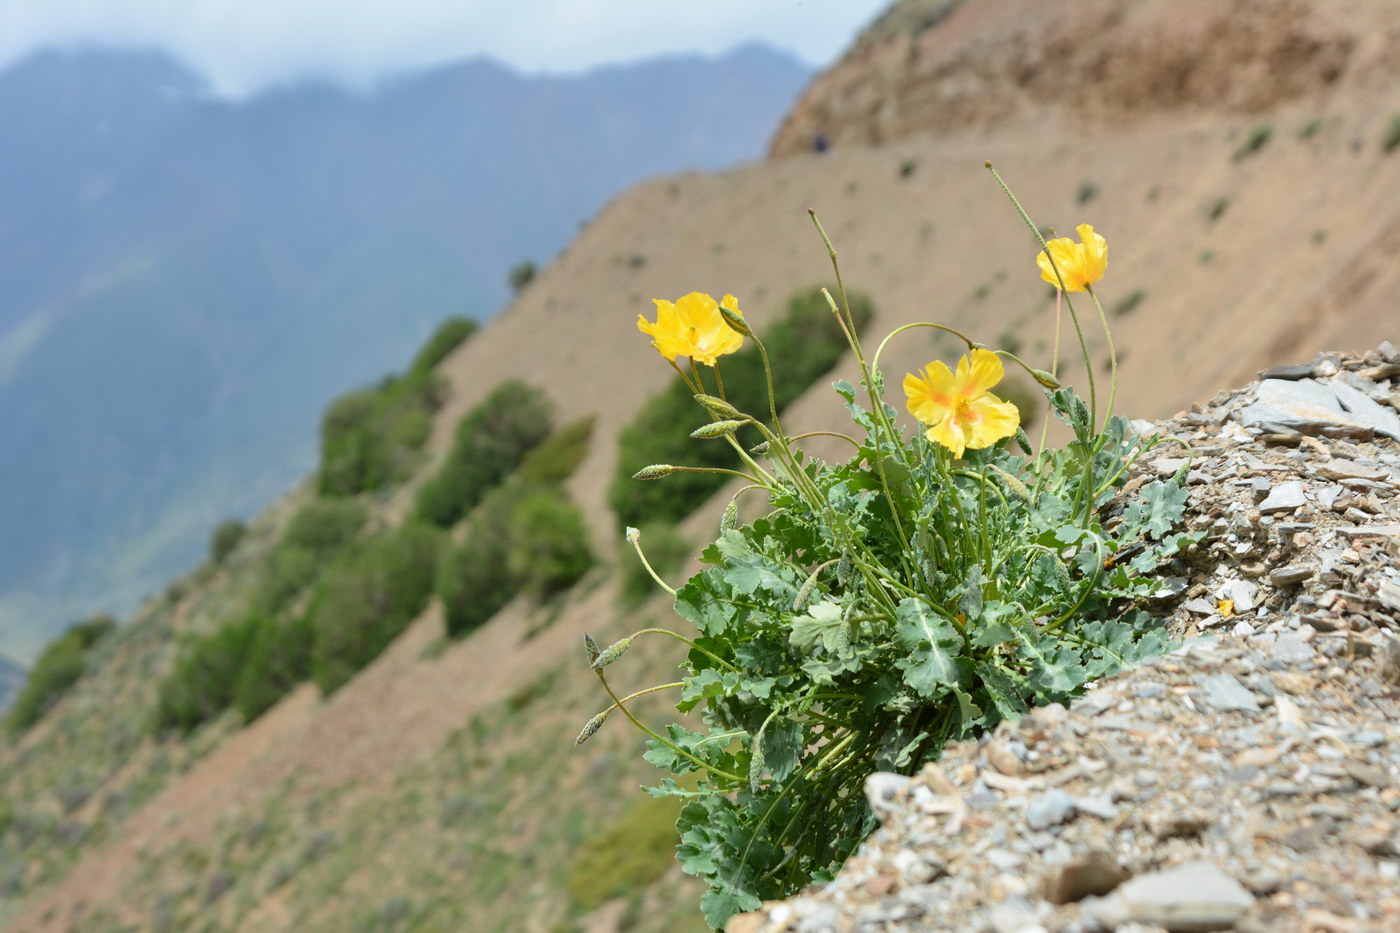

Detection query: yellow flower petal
xmin=637 ymin=292 xmax=745 ymax=366
xmin=1036 ymin=225 xmax=1108 ymax=292
xmin=904 ymin=361 xmax=956 ymax=427
xmin=926 ymin=415 xmax=968 ymax=460
xmin=961 ymin=349 xmax=1004 ymax=397
xmin=963 ymin=393 xmax=1020 ymax=449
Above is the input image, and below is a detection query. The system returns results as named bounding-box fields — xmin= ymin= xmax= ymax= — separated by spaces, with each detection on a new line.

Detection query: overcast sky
xmin=0 ymin=0 xmax=890 ymax=96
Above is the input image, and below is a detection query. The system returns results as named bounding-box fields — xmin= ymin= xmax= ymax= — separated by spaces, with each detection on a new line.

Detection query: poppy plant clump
xmin=583 ymin=170 xmax=1198 ymax=929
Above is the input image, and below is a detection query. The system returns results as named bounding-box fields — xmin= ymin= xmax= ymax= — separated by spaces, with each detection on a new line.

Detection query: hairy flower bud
xmin=574 ymin=710 xmax=609 ymax=746
xmin=694 ymin=394 xmax=744 ymax=419
xmin=1029 ymin=368 xmax=1061 ymax=389
xmin=720 ymin=500 xmax=739 ymax=535
xmin=583 ymin=632 xmax=601 ymax=664
xmin=591 ymin=637 xmax=633 ymax=670
xmin=690 ymin=420 xmax=744 ymax=440
xmin=632 ymin=464 xmax=675 ymax=481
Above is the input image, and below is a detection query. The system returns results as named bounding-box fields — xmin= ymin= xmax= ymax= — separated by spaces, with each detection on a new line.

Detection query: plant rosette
xmin=582 ymin=171 xmax=1199 ymax=930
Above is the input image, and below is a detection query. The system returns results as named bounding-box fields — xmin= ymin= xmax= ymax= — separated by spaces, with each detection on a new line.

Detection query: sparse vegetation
xmin=1112 ymin=289 xmax=1147 ymax=317
xmin=1383 ymin=115 xmax=1400 ymax=154
xmin=567 ymin=792 xmax=688 ymax=912
xmin=5 ymin=616 xmax=114 ymax=736
xmin=154 ymin=614 xmax=272 ymax=734
xmin=437 ymin=491 xmax=517 ymax=638
xmin=1233 ymin=123 xmax=1272 ymax=160
xmin=415 ymin=381 xmax=553 ymax=528
xmin=1312 ymin=229 xmax=1328 ymax=245
xmin=251 ymin=498 xmax=367 ymax=614
xmin=1199 ymin=249 xmax=1215 ymax=265
xmin=610 ymin=286 xmax=874 ymax=529
xmin=1207 ymin=196 xmax=1231 ymax=223
xmin=1076 ymin=180 xmax=1098 ymax=204
xmin=209 ymin=519 xmax=248 ymax=565
xmin=1299 ymin=117 xmax=1324 ymax=140
xmin=898 ymin=158 xmax=917 ymax=179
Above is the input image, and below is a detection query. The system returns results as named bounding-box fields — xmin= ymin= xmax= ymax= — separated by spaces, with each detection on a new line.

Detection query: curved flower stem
xmin=626 ymin=529 xmax=679 ymax=597
xmin=984 ymin=163 xmax=1098 ymax=431
xmin=628 ymin=627 xmax=741 ymax=673
xmin=749 ymin=333 xmax=784 ymax=437
xmin=1085 ymin=284 xmax=1118 ymax=430
xmin=724 ymin=434 xmax=778 ymax=487
xmin=808 ymin=216 xmax=916 ymax=577
xmin=713 ymin=359 xmax=728 ymax=402
xmin=598 ymin=681 xmax=683 ymax=715
xmin=671 ymin=464 xmax=764 ymax=484
xmin=667 ymin=359 xmax=702 ymax=395
xmin=787 ymin=431 xmax=862 ymax=451
xmin=592 ymin=669 xmax=744 ymax=783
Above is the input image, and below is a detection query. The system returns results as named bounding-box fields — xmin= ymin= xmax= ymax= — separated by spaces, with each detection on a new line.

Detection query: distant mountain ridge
xmin=0 ymin=43 xmax=810 ymax=661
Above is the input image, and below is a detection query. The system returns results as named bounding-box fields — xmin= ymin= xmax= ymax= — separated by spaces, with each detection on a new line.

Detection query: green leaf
xmin=789 ymin=599 xmax=849 ymax=655
xmin=1139 ymin=480 xmax=1188 ymax=539
xmin=758 ymin=718 xmax=804 ymax=783
xmin=673 ymin=568 xmax=740 ymax=637
xmin=717 ymin=531 xmax=798 ymax=599
xmin=893 ymin=598 xmax=964 ymax=699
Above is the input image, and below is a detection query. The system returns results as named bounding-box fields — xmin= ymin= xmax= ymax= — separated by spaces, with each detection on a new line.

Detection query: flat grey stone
xmin=1315 ymin=460 xmax=1388 ymax=482
xmin=1330 ymin=377 xmax=1400 ymax=441
xmin=1239 ymin=379 xmax=1376 ymax=438
xmin=1198 ymin=674 xmax=1261 ymax=712
xmin=1258 ymin=481 xmax=1306 ymax=513
xmin=1258 ymin=363 xmax=1314 ymax=380
xmin=1115 ymin=861 xmax=1254 ymax=931
xmin=1268 ymin=565 xmax=1314 ymax=587
xmin=1025 ymin=789 xmax=1078 ymax=830
xmin=1270 ymin=636 xmax=1314 ymax=665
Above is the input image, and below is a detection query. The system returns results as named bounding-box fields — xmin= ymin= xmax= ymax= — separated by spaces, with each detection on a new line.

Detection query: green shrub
xmin=518 ymin=416 xmax=595 ymax=485
xmin=1206 ymin=196 xmax=1231 ymax=223
xmin=621 ymin=523 xmax=692 ymax=607
xmin=318 ymin=374 xmax=444 ymax=497
xmin=410 ymin=316 xmax=478 ymax=375
xmin=284 ymin=499 xmax=368 ymax=555
xmin=415 ymin=381 xmax=553 ymax=528
xmin=438 ymin=491 xmax=518 ymax=638
xmin=507 ymin=489 xmax=593 ymax=598
xmin=154 ymin=615 xmax=266 ymax=734
xmin=251 ymin=499 xmax=367 ymax=614
xmin=5 ymin=616 xmax=114 ymax=736
xmin=310 ymin=523 xmax=445 ymax=694
xmin=610 ymin=286 xmax=874 ymax=529
xmin=1112 ymin=289 xmax=1146 ymax=317
xmin=209 ymin=519 xmax=248 ymax=565
xmin=509 ymin=260 xmax=537 ymax=293
xmin=234 ymin=614 xmax=314 ymax=723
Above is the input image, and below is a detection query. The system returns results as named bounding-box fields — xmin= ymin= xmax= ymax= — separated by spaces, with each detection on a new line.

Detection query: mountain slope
xmin=0 ymin=43 xmax=810 ymax=661
xmin=0 ymin=654 xmax=24 ymax=711
xmin=4 ymin=1 xmax=1400 ymax=930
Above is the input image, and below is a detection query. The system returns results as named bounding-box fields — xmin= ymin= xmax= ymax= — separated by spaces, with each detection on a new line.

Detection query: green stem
xmin=626 ymin=530 xmax=679 ymax=597
xmin=592 ymin=670 xmax=744 ymax=783
xmin=629 ymin=627 xmax=740 ymax=673
xmin=1085 ymin=284 xmax=1118 ymax=430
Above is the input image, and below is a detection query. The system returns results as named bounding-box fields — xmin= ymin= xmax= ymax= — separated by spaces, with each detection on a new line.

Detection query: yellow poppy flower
xmin=636 ymin=292 xmax=745 ymax=366
xmin=903 ymin=349 xmax=1020 ymax=459
xmin=1036 ymin=223 xmax=1108 ymax=293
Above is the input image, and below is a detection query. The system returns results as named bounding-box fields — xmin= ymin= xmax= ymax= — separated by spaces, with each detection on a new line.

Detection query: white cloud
xmin=0 ymin=0 xmax=889 ymax=96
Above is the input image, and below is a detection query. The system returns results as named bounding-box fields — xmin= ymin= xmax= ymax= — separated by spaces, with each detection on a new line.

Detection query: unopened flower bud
xmin=591 ymin=637 xmax=633 ymax=670
xmin=750 ymin=440 xmax=770 ymax=456
xmin=694 ymin=394 xmax=743 ymax=419
xmin=720 ymin=500 xmax=739 ymax=535
xmin=624 ymin=527 xmax=641 ymax=544
xmin=1029 ymin=368 xmax=1061 ymax=389
xmin=633 ymin=464 xmax=675 ymax=481
xmin=690 ymin=420 xmax=743 ymax=440
xmin=583 ymin=632 xmax=601 ymax=664
xmin=575 ymin=710 xmax=609 ymax=746
xmin=719 ymin=305 xmax=752 ymax=337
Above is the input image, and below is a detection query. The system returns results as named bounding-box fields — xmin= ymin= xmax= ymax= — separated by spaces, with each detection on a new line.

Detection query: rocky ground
xmin=730 ymin=344 xmax=1400 ymax=933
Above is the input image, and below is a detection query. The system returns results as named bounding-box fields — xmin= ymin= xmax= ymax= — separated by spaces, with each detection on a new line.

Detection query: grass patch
xmin=1112 ymin=289 xmax=1146 ymax=317
xmin=1384 ymin=115 xmax=1400 ymax=155
xmin=1206 ymin=196 xmax=1231 ymax=223
xmin=410 ymin=317 xmax=477 ymax=375
xmin=566 ymin=791 xmax=688 ymax=913
xmin=1076 ymin=180 xmax=1098 ymax=204
xmin=208 ymin=519 xmax=247 ymax=565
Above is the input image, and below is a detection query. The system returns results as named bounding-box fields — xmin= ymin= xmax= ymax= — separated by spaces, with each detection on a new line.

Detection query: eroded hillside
xmin=4 ymin=1 xmax=1400 ymax=930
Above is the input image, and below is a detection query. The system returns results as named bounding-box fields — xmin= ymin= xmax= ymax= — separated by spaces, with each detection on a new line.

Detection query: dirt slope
xmin=8 ymin=1 xmax=1400 ymax=929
